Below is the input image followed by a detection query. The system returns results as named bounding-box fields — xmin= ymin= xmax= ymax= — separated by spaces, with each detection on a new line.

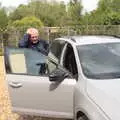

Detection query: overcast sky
xmin=0 ymin=0 xmax=99 ymax=12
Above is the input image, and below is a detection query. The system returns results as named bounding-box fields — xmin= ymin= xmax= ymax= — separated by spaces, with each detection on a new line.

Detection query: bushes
xmin=10 ymin=16 xmax=44 ymax=33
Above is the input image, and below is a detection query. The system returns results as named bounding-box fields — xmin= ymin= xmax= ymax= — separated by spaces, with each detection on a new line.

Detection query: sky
xmin=0 ymin=0 xmax=99 ymax=12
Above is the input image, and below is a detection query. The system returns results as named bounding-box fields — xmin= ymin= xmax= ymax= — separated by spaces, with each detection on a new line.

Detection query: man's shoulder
xmin=39 ymin=39 xmax=49 ymax=44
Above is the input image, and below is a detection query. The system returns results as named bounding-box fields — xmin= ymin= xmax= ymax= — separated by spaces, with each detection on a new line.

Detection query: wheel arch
xmin=76 ymin=111 xmax=89 ymax=119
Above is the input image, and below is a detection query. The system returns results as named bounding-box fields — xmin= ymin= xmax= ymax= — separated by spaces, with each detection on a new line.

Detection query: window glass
xmin=63 ymin=44 xmax=78 ymax=78
xmin=77 ymin=43 xmax=120 ymax=79
xmin=47 ymin=58 xmax=58 ymax=73
xmin=50 ymin=40 xmax=65 ymax=63
xmin=47 ymin=40 xmax=66 ymax=74
xmin=5 ymin=48 xmax=47 ymax=76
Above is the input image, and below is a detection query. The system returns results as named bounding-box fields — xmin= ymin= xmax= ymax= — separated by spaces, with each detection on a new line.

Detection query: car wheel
xmin=78 ymin=115 xmax=89 ymax=120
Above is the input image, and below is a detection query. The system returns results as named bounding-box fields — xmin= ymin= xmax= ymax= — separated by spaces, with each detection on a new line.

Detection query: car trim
xmin=12 ymin=107 xmax=73 ymax=119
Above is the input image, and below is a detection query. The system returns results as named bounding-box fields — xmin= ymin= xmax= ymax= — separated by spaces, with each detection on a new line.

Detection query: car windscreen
xmin=4 ymin=48 xmax=47 ymax=76
xmin=77 ymin=43 xmax=120 ymax=79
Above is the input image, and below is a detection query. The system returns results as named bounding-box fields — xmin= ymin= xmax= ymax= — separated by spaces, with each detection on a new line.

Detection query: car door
xmin=5 ymin=42 xmax=75 ymax=119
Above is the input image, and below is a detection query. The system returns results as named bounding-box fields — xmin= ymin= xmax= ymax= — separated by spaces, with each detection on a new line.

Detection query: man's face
xmin=30 ymin=33 xmax=39 ymax=44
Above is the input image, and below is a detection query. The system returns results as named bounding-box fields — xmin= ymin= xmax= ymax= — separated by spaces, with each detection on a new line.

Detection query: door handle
xmin=9 ymin=82 xmax=22 ymax=88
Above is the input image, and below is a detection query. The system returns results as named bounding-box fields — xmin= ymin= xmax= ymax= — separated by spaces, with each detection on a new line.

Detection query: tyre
xmin=78 ymin=115 xmax=89 ymax=120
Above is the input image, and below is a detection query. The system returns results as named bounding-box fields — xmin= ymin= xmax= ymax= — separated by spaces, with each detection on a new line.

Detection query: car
xmin=4 ymin=35 xmax=120 ymax=120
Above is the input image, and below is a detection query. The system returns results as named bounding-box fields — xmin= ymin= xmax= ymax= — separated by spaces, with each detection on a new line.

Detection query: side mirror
xmin=49 ymin=68 xmax=70 ymax=82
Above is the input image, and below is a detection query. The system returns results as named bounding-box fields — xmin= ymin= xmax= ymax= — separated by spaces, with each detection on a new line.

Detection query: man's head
xmin=26 ymin=28 xmax=39 ymax=44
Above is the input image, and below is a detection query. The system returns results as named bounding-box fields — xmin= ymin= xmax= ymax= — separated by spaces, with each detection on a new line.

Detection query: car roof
xmin=58 ymin=35 xmax=120 ymax=46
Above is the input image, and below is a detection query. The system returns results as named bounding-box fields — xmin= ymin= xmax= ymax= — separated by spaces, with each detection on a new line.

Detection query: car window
xmin=47 ymin=58 xmax=58 ymax=73
xmin=50 ymin=40 xmax=66 ymax=63
xmin=63 ymin=44 xmax=78 ymax=79
xmin=77 ymin=43 xmax=120 ymax=79
xmin=4 ymin=48 xmax=47 ymax=76
xmin=47 ymin=40 xmax=66 ymax=73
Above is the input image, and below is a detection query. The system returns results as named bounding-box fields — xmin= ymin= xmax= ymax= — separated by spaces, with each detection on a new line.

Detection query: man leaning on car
xmin=18 ymin=28 xmax=49 ymax=55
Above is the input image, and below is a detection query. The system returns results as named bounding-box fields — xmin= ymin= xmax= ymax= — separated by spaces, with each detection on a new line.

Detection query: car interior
xmin=63 ymin=44 xmax=78 ymax=79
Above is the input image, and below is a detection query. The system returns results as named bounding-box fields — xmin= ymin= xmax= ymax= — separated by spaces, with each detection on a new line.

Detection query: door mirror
xmin=49 ymin=68 xmax=71 ymax=82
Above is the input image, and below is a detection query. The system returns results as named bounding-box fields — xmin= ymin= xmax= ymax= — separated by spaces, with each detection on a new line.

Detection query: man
xmin=18 ymin=28 xmax=49 ymax=55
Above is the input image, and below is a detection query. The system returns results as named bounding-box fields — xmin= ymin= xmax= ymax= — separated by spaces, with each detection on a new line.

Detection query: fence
xmin=49 ymin=25 xmax=120 ymax=41
xmin=0 ymin=25 xmax=120 ymax=55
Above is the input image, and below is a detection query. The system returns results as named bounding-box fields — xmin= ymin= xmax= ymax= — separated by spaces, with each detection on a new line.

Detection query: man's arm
xmin=18 ymin=34 xmax=30 ymax=48
xmin=44 ymin=40 xmax=49 ymax=55
xmin=37 ymin=40 xmax=49 ymax=55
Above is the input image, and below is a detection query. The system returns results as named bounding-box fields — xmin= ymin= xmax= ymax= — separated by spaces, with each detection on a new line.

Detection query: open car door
xmin=4 ymin=48 xmax=76 ymax=119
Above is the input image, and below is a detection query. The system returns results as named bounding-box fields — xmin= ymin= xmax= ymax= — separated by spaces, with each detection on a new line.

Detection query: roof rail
xmin=65 ymin=36 xmax=76 ymax=43
xmin=100 ymin=34 xmax=120 ymax=38
xmin=112 ymin=35 xmax=120 ymax=38
xmin=70 ymin=37 xmax=76 ymax=42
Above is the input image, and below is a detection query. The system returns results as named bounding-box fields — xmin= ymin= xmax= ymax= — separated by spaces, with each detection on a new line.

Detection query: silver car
xmin=5 ymin=36 xmax=120 ymax=120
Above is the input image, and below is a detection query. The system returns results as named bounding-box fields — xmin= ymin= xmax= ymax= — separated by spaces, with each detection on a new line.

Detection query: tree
xmin=8 ymin=1 xmax=68 ymax=27
xmin=67 ymin=0 xmax=83 ymax=26
xmin=104 ymin=12 xmax=120 ymax=25
xmin=9 ymin=4 xmax=33 ymax=21
xmin=111 ymin=0 xmax=120 ymax=12
xmin=28 ymin=1 xmax=67 ymax=26
xmin=0 ymin=8 xmax=8 ymax=29
xmin=85 ymin=0 xmax=120 ymax=25
xmin=10 ymin=16 xmax=44 ymax=31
